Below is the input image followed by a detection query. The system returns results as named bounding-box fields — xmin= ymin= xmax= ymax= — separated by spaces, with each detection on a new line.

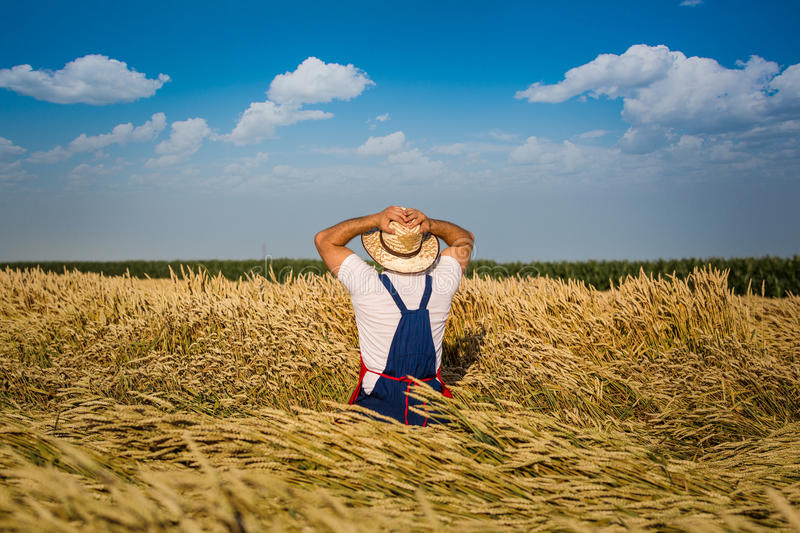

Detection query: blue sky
xmin=1 ymin=0 xmax=799 ymax=262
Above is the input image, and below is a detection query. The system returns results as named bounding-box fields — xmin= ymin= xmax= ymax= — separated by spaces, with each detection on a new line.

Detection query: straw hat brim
xmin=361 ymin=228 xmax=440 ymax=274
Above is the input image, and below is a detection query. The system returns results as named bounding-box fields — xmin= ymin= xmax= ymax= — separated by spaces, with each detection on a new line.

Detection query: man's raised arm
xmin=314 ymin=206 xmax=409 ymax=274
xmin=430 ymin=219 xmax=474 ymax=273
xmin=404 ymin=209 xmax=474 ymax=272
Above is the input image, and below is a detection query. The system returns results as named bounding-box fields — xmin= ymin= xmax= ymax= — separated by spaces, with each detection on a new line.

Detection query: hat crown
xmin=381 ymin=221 xmax=423 ymax=256
xmin=361 ymin=222 xmax=439 ymax=274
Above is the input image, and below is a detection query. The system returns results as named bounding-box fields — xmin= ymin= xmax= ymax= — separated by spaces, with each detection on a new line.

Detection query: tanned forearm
xmin=400 ymin=209 xmax=474 ymax=272
xmin=315 ymin=214 xmax=379 ymax=247
xmin=429 ymin=218 xmax=474 ymax=272
xmin=429 ymin=219 xmax=474 ymax=247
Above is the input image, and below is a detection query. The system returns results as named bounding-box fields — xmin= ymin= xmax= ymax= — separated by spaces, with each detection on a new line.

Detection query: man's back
xmin=337 ymin=254 xmax=462 ymax=393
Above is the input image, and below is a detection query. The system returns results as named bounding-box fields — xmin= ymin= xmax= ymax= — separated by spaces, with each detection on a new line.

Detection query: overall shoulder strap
xmin=418 ymin=275 xmax=433 ymax=310
xmin=379 ymin=273 xmax=407 ymax=312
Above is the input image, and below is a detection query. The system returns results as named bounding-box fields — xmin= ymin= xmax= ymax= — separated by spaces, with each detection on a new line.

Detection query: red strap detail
xmin=404 ymin=382 xmax=410 ymax=425
xmin=348 ymin=354 xmax=368 ymax=405
xmin=437 ymin=368 xmax=453 ymax=399
xmin=348 ymin=360 xmax=454 ymax=424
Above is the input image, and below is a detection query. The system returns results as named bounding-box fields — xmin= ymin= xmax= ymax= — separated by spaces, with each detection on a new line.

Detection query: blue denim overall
xmin=348 ymin=273 xmax=452 ymax=426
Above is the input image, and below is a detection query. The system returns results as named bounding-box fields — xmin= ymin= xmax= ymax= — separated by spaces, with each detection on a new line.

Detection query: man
xmin=314 ymin=206 xmax=474 ymax=426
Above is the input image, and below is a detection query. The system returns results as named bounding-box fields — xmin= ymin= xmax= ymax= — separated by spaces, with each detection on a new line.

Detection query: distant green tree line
xmin=2 ymin=255 xmax=798 ymax=297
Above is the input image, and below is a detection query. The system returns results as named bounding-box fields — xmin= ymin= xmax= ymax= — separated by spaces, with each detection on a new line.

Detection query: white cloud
xmin=68 ymin=113 xmax=166 ymax=152
xmin=69 ymin=162 xmax=111 ymax=179
xmin=155 ymin=118 xmax=211 ymax=155
xmin=0 ymin=160 xmax=33 ymax=183
xmin=770 ymin=64 xmax=800 ymax=106
xmin=146 ymin=118 xmax=211 ymax=168
xmin=622 ymin=55 xmax=781 ymax=133
xmin=433 ymin=143 xmax=466 ymax=155
xmin=387 ymin=148 xmax=423 ymax=164
xmin=487 ymin=129 xmax=519 ymax=142
xmin=144 ymin=154 xmax=183 ymax=168
xmin=227 ymin=57 xmax=372 ymax=145
xmin=509 ymin=137 xmax=592 ymax=173
xmin=0 ymin=54 xmax=169 ymax=105
xmin=617 ymin=126 xmax=668 ymax=154
xmin=272 ymin=164 xmax=307 ymax=178
xmin=433 ymin=141 xmax=515 ymax=157
xmin=367 ymin=113 xmax=390 ymax=129
xmin=386 ymin=148 xmax=444 ymax=175
xmin=576 ymin=129 xmax=611 ymax=139
xmin=675 ymin=135 xmax=703 ymax=150
xmin=267 ymin=57 xmax=374 ymax=105
xmin=708 ymin=140 xmax=742 ymax=162
xmin=679 ymin=0 xmax=703 ymax=6
xmin=0 ymin=137 xmax=25 ymax=159
xmin=66 ymin=160 xmax=127 ymax=187
xmin=227 ymin=101 xmax=331 ymax=145
xmin=26 ymin=145 xmax=71 ymax=164
xmin=26 ymin=113 xmax=167 ymax=164
xmin=357 ymin=131 xmax=406 ymax=156
xmin=516 ymin=44 xmax=800 ymax=153
xmin=516 ymin=45 xmax=677 ymax=104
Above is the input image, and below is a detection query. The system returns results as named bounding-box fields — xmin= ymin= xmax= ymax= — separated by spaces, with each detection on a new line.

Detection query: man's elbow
xmin=314 ymin=230 xmax=327 ymax=251
xmin=458 ymin=231 xmax=475 ymax=247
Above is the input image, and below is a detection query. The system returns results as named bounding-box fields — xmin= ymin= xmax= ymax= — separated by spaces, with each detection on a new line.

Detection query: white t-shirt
xmin=337 ymin=253 xmax=463 ymax=394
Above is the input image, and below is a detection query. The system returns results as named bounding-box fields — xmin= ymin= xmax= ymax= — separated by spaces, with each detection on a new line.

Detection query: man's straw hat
xmin=362 ymin=221 xmax=440 ymax=274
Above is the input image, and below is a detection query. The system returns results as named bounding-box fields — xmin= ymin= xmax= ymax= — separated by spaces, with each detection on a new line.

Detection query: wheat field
xmin=1 ymin=265 xmax=799 ymax=532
